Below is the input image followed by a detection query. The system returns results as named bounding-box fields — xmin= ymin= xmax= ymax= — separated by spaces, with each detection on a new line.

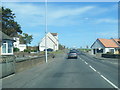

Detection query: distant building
xmin=13 ymin=37 xmax=26 ymax=51
xmin=39 ymin=32 xmax=59 ymax=51
xmin=91 ymin=38 xmax=120 ymax=55
xmin=0 ymin=31 xmax=15 ymax=55
xmin=28 ymin=46 xmax=39 ymax=51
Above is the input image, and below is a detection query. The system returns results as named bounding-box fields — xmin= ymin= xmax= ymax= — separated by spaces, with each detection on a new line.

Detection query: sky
xmin=2 ymin=2 xmax=118 ymax=48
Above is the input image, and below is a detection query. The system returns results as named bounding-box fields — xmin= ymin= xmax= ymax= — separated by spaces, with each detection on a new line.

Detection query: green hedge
xmin=24 ymin=49 xmax=37 ymax=53
xmin=13 ymin=48 xmax=20 ymax=52
xmin=24 ymin=49 xmax=31 ymax=53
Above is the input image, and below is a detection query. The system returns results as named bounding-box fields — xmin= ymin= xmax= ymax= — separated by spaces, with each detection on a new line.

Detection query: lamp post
xmin=45 ymin=0 xmax=48 ymax=63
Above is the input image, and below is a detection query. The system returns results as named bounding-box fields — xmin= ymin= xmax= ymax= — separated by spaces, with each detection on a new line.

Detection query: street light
xmin=45 ymin=0 xmax=48 ymax=63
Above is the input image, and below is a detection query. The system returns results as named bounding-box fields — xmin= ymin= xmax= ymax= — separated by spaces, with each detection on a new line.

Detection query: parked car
xmin=67 ymin=51 xmax=78 ymax=59
xmin=44 ymin=48 xmax=53 ymax=52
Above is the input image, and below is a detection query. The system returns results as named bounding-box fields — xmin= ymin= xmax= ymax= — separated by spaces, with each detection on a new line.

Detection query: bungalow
xmin=0 ymin=31 xmax=15 ymax=55
xmin=39 ymin=32 xmax=59 ymax=51
xmin=91 ymin=38 xmax=120 ymax=55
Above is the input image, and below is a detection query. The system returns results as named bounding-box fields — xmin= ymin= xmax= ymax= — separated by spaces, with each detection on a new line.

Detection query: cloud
xmin=2 ymin=2 xmax=96 ymax=27
xmin=2 ymin=2 xmax=45 ymax=27
xmin=2 ymin=2 xmax=117 ymax=27
xmin=47 ymin=6 xmax=95 ymax=26
xmin=95 ymin=18 xmax=117 ymax=24
xmin=97 ymin=32 xmax=118 ymax=38
xmin=48 ymin=6 xmax=94 ymax=19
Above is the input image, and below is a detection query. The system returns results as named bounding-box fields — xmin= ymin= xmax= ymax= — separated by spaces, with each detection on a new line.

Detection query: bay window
xmin=2 ymin=40 xmax=13 ymax=55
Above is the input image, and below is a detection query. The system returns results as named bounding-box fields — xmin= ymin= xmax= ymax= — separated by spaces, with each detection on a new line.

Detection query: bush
xmin=31 ymin=50 xmax=37 ymax=52
xmin=24 ymin=49 xmax=31 ymax=53
xmin=13 ymin=48 xmax=19 ymax=52
xmin=106 ymin=52 xmax=114 ymax=54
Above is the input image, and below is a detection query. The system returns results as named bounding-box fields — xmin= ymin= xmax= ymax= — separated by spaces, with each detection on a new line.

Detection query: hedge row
xmin=102 ymin=54 xmax=120 ymax=58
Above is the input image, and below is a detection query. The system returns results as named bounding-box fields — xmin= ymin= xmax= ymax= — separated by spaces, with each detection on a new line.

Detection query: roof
xmin=51 ymin=33 xmax=58 ymax=36
xmin=98 ymin=38 xmax=119 ymax=48
xmin=112 ymin=39 xmax=120 ymax=45
xmin=0 ymin=30 xmax=14 ymax=41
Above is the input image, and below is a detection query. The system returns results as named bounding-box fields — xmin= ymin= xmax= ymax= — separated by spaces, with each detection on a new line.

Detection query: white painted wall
xmin=19 ymin=44 xmax=26 ymax=51
xmin=91 ymin=39 xmax=105 ymax=49
xmin=39 ymin=32 xmax=59 ymax=51
xmin=13 ymin=37 xmax=26 ymax=51
xmin=104 ymin=48 xmax=115 ymax=53
xmin=13 ymin=37 xmax=19 ymax=48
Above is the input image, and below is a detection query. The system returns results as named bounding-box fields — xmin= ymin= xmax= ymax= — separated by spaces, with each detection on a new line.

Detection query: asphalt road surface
xmin=2 ymin=51 xmax=119 ymax=88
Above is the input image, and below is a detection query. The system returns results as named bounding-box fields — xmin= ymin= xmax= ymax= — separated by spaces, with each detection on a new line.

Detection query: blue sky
xmin=2 ymin=2 xmax=118 ymax=48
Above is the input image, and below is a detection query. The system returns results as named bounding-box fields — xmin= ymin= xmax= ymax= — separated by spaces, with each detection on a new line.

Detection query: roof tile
xmin=98 ymin=38 xmax=119 ymax=48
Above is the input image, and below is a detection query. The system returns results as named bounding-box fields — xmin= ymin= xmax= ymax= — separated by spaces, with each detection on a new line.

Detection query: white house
xmin=13 ymin=37 xmax=26 ymax=51
xmin=0 ymin=31 xmax=15 ymax=55
xmin=39 ymin=32 xmax=59 ymax=51
xmin=91 ymin=38 xmax=120 ymax=55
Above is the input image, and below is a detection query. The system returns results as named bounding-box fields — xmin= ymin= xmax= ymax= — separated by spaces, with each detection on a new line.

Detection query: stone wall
xmin=0 ymin=54 xmax=55 ymax=78
xmin=15 ymin=54 xmax=54 ymax=72
xmin=0 ymin=55 xmax=15 ymax=78
xmin=0 ymin=42 xmax=1 ymax=55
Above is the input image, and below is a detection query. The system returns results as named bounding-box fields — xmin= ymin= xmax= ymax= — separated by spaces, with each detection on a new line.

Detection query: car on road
xmin=44 ymin=48 xmax=53 ymax=52
xmin=67 ymin=51 xmax=78 ymax=59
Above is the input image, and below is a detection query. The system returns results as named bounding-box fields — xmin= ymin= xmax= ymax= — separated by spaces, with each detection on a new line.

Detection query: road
xmin=2 ymin=50 xmax=119 ymax=88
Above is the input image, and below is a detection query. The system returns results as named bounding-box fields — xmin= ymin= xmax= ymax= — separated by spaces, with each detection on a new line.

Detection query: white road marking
xmin=85 ymin=62 xmax=88 ymax=65
xmin=1 ymin=74 xmax=15 ymax=80
xmin=89 ymin=66 xmax=96 ymax=72
xmin=100 ymin=75 xmax=119 ymax=89
xmin=80 ymin=57 xmax=119 ymax=89
xmin=97 ymin=71 xmax=101 ymax=74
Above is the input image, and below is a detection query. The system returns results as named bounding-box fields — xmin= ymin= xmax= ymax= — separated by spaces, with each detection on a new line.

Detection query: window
xmin=2 ymin=43 xmax=7 ymax=53
xmin=8 ymin=41 xmax=12 ymax=53
xmin=110 ymin=49 xmax=114 ymax=53
xmin=97 ymin=49 xmax=103 ymax=53
xmin=2 ymin=40 xmax=13 ymax=55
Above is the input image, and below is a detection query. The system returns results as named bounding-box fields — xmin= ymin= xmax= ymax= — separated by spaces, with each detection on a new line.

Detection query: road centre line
xmin=80 ymin=57 xmax=118 ymax=89
xmin=85 ymin=62 xmax=88 ymax=65
xmin=97 ymin=71 xmax=101 ymax=74
xmin=79 ymin=57 xmax=84 ymax=62
xmin=89 ymin=65 xmax=96 ymax=72
xmin=89 ymin=64 xmax=119 ymax=89
xmin=100 ymin=75 xmax=119 ymax=89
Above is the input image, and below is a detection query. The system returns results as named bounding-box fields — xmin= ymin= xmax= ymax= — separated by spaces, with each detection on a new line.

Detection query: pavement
xmin=2 ymin=50 xmax=119 ymax=88
xmin=83 ymin=52 xmax=119 ymax=66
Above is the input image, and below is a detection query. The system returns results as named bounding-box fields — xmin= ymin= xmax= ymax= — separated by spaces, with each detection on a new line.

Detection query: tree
xmin=20 ymin=33 xmax=33 ymax=48
xmin=1 ymin=7 xmax=22 ymax=36
xmin=59 ymin=44 xmax=65 ymax=50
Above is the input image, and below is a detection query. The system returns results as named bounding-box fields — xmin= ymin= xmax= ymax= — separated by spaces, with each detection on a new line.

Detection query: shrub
xmin=13 ymin=48 xmax=19 ymax=52
xmin=106 ymin=52 xmax=114 ymax=54
xmin=24 ymin=49 xmax=31 ymax=53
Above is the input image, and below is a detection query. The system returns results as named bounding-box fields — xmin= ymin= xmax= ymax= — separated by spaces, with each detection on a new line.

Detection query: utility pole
xmin=45 ymin=0 xmax=48 ymax=63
